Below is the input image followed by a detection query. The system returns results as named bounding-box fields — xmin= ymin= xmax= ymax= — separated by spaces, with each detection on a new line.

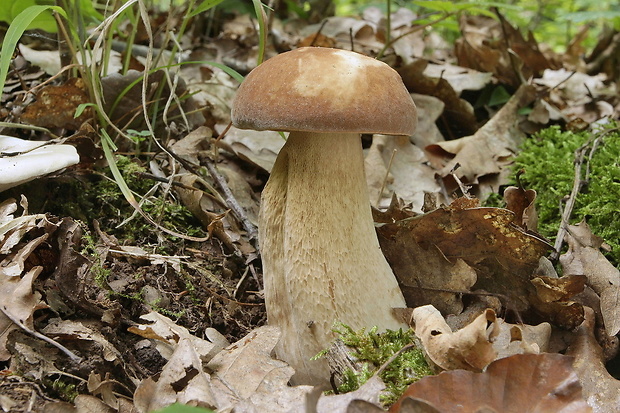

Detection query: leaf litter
xmin=0 ymin=2 xmax=619 ymax=412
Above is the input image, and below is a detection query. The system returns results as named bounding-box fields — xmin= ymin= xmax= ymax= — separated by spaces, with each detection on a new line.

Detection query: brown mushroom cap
xmin=231 ymin=47 xmax=417 ymax=136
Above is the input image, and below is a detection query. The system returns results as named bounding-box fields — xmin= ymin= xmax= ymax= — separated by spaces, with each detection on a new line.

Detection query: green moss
xmin=329 ymin=324 xmax=433 ymax=406
xmin=512 ymin=124 xmax=620 ymax=265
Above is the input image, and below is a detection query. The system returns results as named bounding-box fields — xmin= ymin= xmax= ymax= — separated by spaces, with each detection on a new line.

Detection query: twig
xmin=375 ymin=342 xmax=417 ymax=376
xmin=377 ymin=148 xmax=398 ymax=207
xmin=0 ymin=305 xmax=82 ymax=362
xmin=203 ymin=158 xmax=259 ymax=244
xmin=551 ymin=127 xmax=619 ymax=260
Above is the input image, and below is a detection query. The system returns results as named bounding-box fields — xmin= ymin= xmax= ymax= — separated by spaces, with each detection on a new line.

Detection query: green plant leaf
xmin=189 ymin=0 xmax=226 ymax=17
xmin=0 ymin=5 xmax=67 ymax=97
xmin=252 ymin=0 xmax=268 ymax=65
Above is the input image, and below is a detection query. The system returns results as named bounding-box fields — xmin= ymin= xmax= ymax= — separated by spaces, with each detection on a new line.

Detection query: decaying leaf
xmin=492 ymin=319 xmax=551 ymax=359
xmin=397 ymin=59 xmax=478 ymax=140
xmin=376 ymin=198 xmax=552 ymax=312
xmin=390 ymin=353 xmax=591 ymax=413
xmin=129 ymin=311 xmax=228 ymax=361
xmin=365 ymin=134 xmax=442 ymax=213
xmin=20 ymin=78 xmax=92 ymax=129
xmin=425 ymin=84 xmax=537 ymax=196
xmin=413 ymin=305 xmax=499 ymax=371
xmin=0 ymin=199 xmax=54 ymax=360
xmin=133 ymin=337 xmax=217 ymax=412
xmin=41 ymin=319 xmax=121 ymax=363
xmin=503 ymin=185 xmax=538 ymax=231
xmin=222 ymin=127 xmax=285 ymax=173
xmin=455 ymin=13 xmax=559 ymax=88
xmin=567 ymin=307 xmax=620 ymax=412
xmin=528 ymin=274 xmax=587 ymax=330
xmin=560 ymin=222 xmax=620 ymax=336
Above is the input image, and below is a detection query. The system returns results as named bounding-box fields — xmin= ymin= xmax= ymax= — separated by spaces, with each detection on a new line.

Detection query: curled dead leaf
xmin=413 ymin=305 xmax=498 ymax=371
xmin=390 ymin=353 xmax=590 ymax=413
xmin=560 ymin=222 xmax=620 ymax=336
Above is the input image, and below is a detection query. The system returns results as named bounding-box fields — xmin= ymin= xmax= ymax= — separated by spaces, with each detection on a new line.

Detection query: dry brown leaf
xmin=560 ymin=222 xmax=620 ymax=336
xmin=397 ymin=59 xmax=478 ymax=140
xmin=20 ymin=78 xmax=92 ymax=129
xmin=222 ymin=127 xmax=285 ymax=172
xmin=42 ymin=320 xmax=121 ymax=363
xmin=528 ymin=274 xmax=587 ymax=330
xmin=390 ymin=353 xmax=591 ymax=413
xmin=0 ymin=266 xmax=45 ymax=361
xmin=0 ymin=199 xmax=53 ymax=360
xmin=567 ymin=306 xmax=620 ymax=412
xmin=365 ymin=134 xmax=442 ymax=213
xmin=503 ymin=185 xmax=538 ymax=231
xmin=409 ymin=93 xmax=445 ymax=148
xmin=425 ymin=84 xmax=536 ymax=195
xmin=413 ymin=305 xmax=499 ymax=371
xmin=455 ymin=13 xmax=558 ymax=88
xmin=376 ymin=199 xmax=552 ymax=312
xmin=133 ymin=337 xmax=217 ymax=412
xmin=128 ymin=311 xmax=228 ymax=361
xmin=492 ymin=319 xmax=551 ymax=359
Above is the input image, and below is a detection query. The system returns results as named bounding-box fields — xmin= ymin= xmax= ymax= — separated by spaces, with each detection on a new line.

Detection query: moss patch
xmin=328 ymin=324 xmax=433 ymax=406
xmin=512 ymin=124 xmax=620 ymax=265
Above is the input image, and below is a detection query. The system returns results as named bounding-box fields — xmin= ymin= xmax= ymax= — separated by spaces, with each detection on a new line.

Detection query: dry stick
xmin=203 ymin=158 xmax=259 ymax=244
xmin=0 ymin=305 xmax=82 ymax=362
xmin=377 ymin=148 xmax=398 ymax=206
xmin=550 ymin=128 xmax=618 ymax=261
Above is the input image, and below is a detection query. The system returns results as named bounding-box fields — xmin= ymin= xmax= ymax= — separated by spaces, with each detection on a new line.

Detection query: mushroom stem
xmin=260 ymin=131 xmax=407 ymax=385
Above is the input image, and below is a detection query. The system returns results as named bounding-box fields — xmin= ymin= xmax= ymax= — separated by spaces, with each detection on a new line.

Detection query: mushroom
xmin=231 ymin=47 xmax=417 ymax=385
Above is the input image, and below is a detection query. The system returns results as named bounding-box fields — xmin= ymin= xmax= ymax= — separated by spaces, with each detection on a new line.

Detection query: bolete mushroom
xmin=231 ymin=47 xmax=417 ymax=385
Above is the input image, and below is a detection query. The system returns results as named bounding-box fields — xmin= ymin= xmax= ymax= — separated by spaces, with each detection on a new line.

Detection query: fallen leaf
xmin=221 ymin=125 xmax=285 ymax=173
xmin=560 ymin=221 xmax=620 ymax=335
xmin=365 ymin=134 xmax=442 ymax=213
xmin=492 ymin=319 xmax=551 ymax=359
xmin=390 ymin=353 xmax=591 ymax=413
xmin=41 ymin=319 xmax=121 ymax=363
xmin=376 ymin=199 xmax=552 ymax=312
xmin=20 ymin=78 xmax=92 ymax=129
xmin=567 ymin=306 xmax=620 ymax=412
xmin=425 ymin=84 xmax=536 ymax=196
xmin=133 ymin=337 xmax=217 ymax=412
xmin=503 ymin=185 xmax=538 ymax=231
xmin=413 ymin=305 xmax=499 ymax=371
xmin=398 ymin=59 xmax=478 ymax=140
xmin=129 ymin=311 xmax=228 ymax=361
xmin=0 ymin=199 xmax=54 ymax=360
xmin=455 ymin=13 xmax=559 ymax=88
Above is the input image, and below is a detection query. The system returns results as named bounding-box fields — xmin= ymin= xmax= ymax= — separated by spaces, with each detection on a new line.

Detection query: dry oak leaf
xmin=128 ymin=311 xmax=228 ymax=361
xmin=397 ymin=58 xmax=478 ymax=139
xmin=503 ymin=185 xmax=538 ymax=231
xmin=376 ymin=198 xmax=552 ymax=312
xmin=560 ymin=221 xmax=620 ymax=336
xmin=389 ymin=353 xmax=591 ymax=413
xmin=20 ymin=77 xmax=92 ymax=129
xmin=413 ymin=305 xmax=499 ymax=371
xmin=567 ymin=306 xmax=620 ymax=412
xmin=425 ymin=84 xmax=536 ymax=191
xmin=492 ymin=319 xmax=551 ymax=359
xmin=133 ymin=336 xmax=217 ymax=412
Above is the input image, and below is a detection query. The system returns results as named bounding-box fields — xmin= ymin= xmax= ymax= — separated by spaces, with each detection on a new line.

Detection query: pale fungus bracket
xmin=231 ymin=47 xmax=417 ymax=385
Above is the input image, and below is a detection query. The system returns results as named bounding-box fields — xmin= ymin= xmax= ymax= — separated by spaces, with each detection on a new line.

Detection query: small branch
xmin=203 ymin=158 xmax=259 ymax=244
xmin=551 ymin=127 xmax=619 ymax=260
xmin=0 ymin=305 xmax=82 ymax=362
